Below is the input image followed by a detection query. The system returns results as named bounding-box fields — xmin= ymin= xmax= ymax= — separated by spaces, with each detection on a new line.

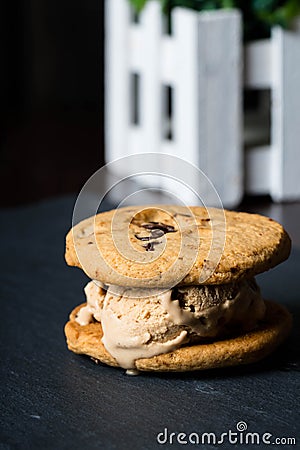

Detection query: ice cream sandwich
xmin=64 ymin=205 xmax=292 ymax=374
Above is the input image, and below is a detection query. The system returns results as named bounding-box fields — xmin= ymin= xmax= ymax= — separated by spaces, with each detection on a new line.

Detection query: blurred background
xmin=0 ymin=0 xmax=105 ymax=206
xmin=1 ymin=0 xmax=300 ymax=208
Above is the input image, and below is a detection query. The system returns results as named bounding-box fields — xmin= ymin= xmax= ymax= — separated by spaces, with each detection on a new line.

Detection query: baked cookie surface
xmin=64 ymin=300 xmax=292 ymax=372
xmin=65 ymin=206 xmax=291 ymax=287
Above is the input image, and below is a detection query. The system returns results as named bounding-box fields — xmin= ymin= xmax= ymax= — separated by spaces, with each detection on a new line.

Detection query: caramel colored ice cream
xmin=75 ymin=279 xmax=265 ymax=370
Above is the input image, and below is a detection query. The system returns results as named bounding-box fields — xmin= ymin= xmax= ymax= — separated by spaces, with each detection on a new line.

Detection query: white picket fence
xmin=244 ymin=19 xmax=300 ymax=201
xmin=105 ymin=0 xmax=300 ymax=206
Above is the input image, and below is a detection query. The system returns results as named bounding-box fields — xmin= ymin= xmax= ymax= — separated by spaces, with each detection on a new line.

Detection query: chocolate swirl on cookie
xmin=135 ymin=221 xmax=177 ymax=251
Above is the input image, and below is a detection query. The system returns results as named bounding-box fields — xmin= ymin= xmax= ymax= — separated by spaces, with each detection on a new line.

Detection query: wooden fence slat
xmin=105 ymin=0 xmax=130 ymax=166
xmin=197 ymin=10 xmax=242 ymax=206
xmin=271 ymin=21 xmax=300 ymax=201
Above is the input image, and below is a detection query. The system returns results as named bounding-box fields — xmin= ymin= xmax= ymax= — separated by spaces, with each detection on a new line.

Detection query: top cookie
xmin=65 ymin=205 xmax=291 ymax=288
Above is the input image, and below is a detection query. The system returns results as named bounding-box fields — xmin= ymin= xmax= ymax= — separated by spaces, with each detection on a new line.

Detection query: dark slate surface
xmin=0 ymin=196 xmax=299 ymax=450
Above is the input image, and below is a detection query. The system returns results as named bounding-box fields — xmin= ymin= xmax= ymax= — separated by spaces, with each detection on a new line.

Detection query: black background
xmin=0 ymin=0 xmax=104 ymax=206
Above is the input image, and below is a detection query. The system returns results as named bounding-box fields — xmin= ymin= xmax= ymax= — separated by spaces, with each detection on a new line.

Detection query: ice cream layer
xmin=75 ymin=279 xmax=266 ymax=369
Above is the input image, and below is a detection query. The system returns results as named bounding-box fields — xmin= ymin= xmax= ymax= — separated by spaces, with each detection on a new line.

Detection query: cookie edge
xmin=65 ymin=207 xmax=291 ymax=286
xmin=64 ymin=300 xmax=293 ymax=372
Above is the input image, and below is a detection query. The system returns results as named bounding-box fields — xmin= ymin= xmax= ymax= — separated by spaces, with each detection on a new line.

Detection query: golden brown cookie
xmin=65 ymin=205 xmax=291 ymax=287
xmin=64 ymin=300 xmax=292 ymax=372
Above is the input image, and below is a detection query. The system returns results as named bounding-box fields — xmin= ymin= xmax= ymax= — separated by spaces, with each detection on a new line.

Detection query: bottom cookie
xmin=64 ymin=300 xmax=292 ymax=372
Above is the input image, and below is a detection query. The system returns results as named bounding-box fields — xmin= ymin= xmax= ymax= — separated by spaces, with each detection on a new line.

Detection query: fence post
xmin=271 ymin=19 xmax=300 ymax=201
xmin=159 ymin=7 xmax=201 ymax=202
xmin=162 ymin=9 xmax=242 ymax=207
xmin=105 ymin=0 xmax=130 ymax=165
xmin=197 ymin=10 xmax=242 ymax=207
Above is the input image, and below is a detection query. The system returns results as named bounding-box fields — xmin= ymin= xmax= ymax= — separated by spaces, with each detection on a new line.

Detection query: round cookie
xmin=65 ymin=300 xmax=292 ymax=372
xmin=65 ymin=205 xmax=291 ymax=288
